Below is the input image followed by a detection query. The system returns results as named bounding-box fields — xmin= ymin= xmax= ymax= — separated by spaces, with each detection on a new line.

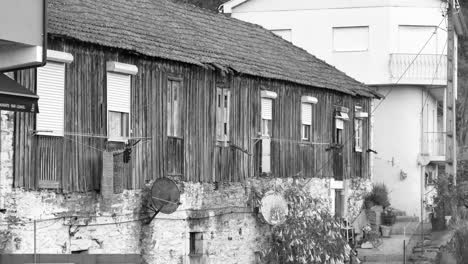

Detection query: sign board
xmin=0 ymin=0 xmax=46 ymax=72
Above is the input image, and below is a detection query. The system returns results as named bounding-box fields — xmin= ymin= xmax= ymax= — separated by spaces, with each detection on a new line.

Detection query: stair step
xmin=395 ymin=216 xmax=419 ymax=222
xmin=392 ymin=222 xmax=420 ymax=235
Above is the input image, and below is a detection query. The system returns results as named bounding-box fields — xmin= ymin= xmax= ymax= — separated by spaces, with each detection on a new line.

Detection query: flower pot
xmin=382 ymin=215 xmax=396 ymax=226
xmin=381 ymin=225 xmax=392 ymax=238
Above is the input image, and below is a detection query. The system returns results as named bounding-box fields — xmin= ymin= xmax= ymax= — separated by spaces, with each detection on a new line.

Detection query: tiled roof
xmin=48 ymin=0 xmax=379 ymax=97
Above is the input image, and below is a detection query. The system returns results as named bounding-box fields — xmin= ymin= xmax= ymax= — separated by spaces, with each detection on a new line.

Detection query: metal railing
xmin=389 ymin=53 xmax=447 ymax=84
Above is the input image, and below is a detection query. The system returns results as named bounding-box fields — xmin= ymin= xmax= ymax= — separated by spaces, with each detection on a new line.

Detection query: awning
xmin=0 ymin=73 xmax=39 ymax=113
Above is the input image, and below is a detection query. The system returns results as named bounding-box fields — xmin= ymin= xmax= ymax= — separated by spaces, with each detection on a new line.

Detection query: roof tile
xmin=48 ymin=0 xmax=378 ymax=97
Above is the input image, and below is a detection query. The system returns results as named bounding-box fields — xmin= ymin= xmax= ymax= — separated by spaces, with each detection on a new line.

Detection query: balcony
xmin=421 ymin=132 xmax=445 ymax=163
xmin=389 ymin=54 xmax=447 ymax=85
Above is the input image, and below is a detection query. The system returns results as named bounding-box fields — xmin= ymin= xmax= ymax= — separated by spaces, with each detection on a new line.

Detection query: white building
xmin=222 ymin=0 xmax=462 ymax=217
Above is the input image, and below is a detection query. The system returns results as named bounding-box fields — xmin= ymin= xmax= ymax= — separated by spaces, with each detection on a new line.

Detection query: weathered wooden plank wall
xmin=13 ymin=37 xmax=372 ymax=192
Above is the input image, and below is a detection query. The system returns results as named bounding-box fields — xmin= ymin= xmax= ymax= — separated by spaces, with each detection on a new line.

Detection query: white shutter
xmin=36 ymin=61 xmax=65 ymax=136
xmin=107 ymin=72 xmax=130 ymax=113
xmin=261 ymin=98 xmax=272 ymax=120
xmin=335 ymin=119 xmax=344 ymax=130
xmin=302 ymin=103 xmax=312 ymax=125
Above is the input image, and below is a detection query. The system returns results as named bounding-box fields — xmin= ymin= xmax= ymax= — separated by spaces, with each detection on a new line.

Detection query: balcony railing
xmin=422 ymin=131 xmax=445 ymax=158
xmin=389 ymin=53 xmax=447 ymax=85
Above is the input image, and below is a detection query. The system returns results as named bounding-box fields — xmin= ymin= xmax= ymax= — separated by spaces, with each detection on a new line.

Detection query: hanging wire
xmin=301 ymin=16 xmax=448 ymax=188
xmin=372 ymin=16 xmax=446 ymax=112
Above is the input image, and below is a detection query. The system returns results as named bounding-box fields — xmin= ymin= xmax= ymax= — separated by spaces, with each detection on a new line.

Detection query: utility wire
xmin=302 ymin=16 xmax=448 ymax=187
xmin=373 ymin=17 xmax=446 ymax=112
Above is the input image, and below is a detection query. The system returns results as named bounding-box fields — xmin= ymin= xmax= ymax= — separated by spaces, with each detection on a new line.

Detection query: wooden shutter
xmin=261 ymin=98 xmax=272 ymax=120
xmin=223 ymin=90 xmax=230 ymax=141
xmin=216 ymin=88 xmax=230 ymax=142
xmin=302 ymin=103 xmax=312 ymax=125
xmin=36 ymin=61 xmax=65 ymax=136
xmin=216 ymin=88 xmax=223 ymax=140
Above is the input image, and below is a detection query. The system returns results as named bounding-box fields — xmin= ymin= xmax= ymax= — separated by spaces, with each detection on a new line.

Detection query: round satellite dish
xmin=151 ymin=177 xmax=181 ymax=214
xmin=260 ymin=191 xmax=288 ymax=225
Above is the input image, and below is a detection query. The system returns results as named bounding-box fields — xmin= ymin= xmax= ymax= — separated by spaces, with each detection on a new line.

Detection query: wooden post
xmin=446 ymin=0 xmax=458 ymax=185
xmin=403 ymin=239 xmax=406 ymax=264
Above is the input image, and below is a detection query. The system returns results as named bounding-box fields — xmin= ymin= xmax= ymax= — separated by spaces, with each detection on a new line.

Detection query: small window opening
xmin=189 ymin=232 xmax=203 ymax=256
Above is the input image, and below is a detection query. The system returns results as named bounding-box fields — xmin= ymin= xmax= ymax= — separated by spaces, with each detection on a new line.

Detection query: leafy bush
xmin=454 ymin=223 xmax=468 ymax=263
xmin=261 ymin=186 xmax=350 ymax=264
xmin=364 ymin=183 xmax=390 ymax=209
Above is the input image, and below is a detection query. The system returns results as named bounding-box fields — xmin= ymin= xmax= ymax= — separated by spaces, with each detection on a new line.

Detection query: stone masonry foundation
xmin=0 ymin=111 xmax=371 ymax=264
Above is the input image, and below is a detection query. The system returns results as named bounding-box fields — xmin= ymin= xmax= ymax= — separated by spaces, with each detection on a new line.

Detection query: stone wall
xmin=0 ymin=112 xmax=371 ymax=263
xmin=0 ymin=178 xmax=370 ymax=263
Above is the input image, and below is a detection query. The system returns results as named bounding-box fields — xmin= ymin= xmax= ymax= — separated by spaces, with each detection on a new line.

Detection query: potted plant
xmin=381 ymin=207 xmax=396 ymax=226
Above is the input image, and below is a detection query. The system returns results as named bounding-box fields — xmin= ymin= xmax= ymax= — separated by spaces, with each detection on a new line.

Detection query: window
xmin=354 ymin=106 xmax=368 ymax=152
xmin=189 ymin=232 xmax=203 ymax=256
xmin=354 ymin=119 xmax=363 ymax=152
xmin=398 ymin=25 xmax=443 ymax=54
xmin=260 ymin=90 xmax=277 ymax=173
xmin=106 ymin=61 xmax=137 ymax=141
xmin=301 ymin=96 xmax=318 ymax=141
xmin=216 ymin=88 xmax=230 ymax=142
xmin=271 ymin=29 xmax=292 ymax=42
xmin=334 ymin=108 xmax=349 ymax=144
xmin=167 ymin=78 xmax=182 ymax=138
xmin=333 ymin=26 xmax=369 ymax=52
xmin=36 ymin=50 xmax=74 ymax=136
xmin=261 ymin=98 xmax=273 ymax=136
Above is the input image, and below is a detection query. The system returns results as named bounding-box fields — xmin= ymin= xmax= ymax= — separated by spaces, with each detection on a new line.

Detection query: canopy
xmin=0 ymin=73 xmax=39 ymax=113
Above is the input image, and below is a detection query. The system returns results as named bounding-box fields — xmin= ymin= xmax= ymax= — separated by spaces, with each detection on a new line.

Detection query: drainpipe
xmin=369 ymin=100 xmax=374 ymax=181
xmin=420 ymin=88 xmax=425 ymax=253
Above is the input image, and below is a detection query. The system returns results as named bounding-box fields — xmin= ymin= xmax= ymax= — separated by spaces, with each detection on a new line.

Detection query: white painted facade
xmin=224 ymin=0 xmax=452 ymax=217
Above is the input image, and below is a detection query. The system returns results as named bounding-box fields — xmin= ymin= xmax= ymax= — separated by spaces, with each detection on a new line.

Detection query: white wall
xmin=230 ymin=1 xmax=446 ymax=85
xmin=372 ymin=86 xmax=424 ymax=216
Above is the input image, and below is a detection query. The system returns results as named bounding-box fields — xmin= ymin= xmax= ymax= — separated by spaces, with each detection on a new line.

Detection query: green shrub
xmin=364 ymin=183 xmax=390 ymax=209
xmin=261 ymin=186 xmax=349 ymax=264
xmin=454 ymin=223 xmax=468 ymax=263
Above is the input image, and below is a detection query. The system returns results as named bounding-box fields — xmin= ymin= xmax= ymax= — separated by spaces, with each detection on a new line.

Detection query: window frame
xmin=334 ymin=107 xmax=349 ymax=145
xmin=167 ymin=76 xmax=184 ymax=139
xmin=260 ymin=90 xmax=277 ymax=174
xmin=354 ymin=118 xmax=363 ymax=152
xmin=106 ymin=62 xmax=137 ymax=142
xmin=354 ymin=106 xmax=369 ymax=152
xmin=35 ymin=50 xmax=74 ymax=137
xmin=300 ymin=96 xmax=317 ymax=142
xmin=216 ymin=87 xmax=231 ymax=144
xmin=332 ymin=26 xmax=370 ymax=52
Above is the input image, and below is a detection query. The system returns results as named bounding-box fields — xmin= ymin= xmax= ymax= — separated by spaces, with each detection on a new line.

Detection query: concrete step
xmin=358 ymin=253 xmax=402 ymax=262
xmin=395 ymin=215 xmax=419 ymax=222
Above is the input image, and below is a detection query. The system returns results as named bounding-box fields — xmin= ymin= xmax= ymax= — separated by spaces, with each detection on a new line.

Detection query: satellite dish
xmin=260 ymin=191 xmax=288 ymax=225
xmin=150 ymin=177 xmax=181 ymax=214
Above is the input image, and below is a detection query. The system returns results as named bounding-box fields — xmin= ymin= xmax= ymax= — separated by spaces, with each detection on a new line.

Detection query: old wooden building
xmin=11 ymin=0 xmax=379 ymax=194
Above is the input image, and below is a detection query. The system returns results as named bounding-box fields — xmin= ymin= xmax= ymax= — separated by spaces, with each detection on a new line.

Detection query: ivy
xmin=260 ymin=185 xmax=350 ymax=264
